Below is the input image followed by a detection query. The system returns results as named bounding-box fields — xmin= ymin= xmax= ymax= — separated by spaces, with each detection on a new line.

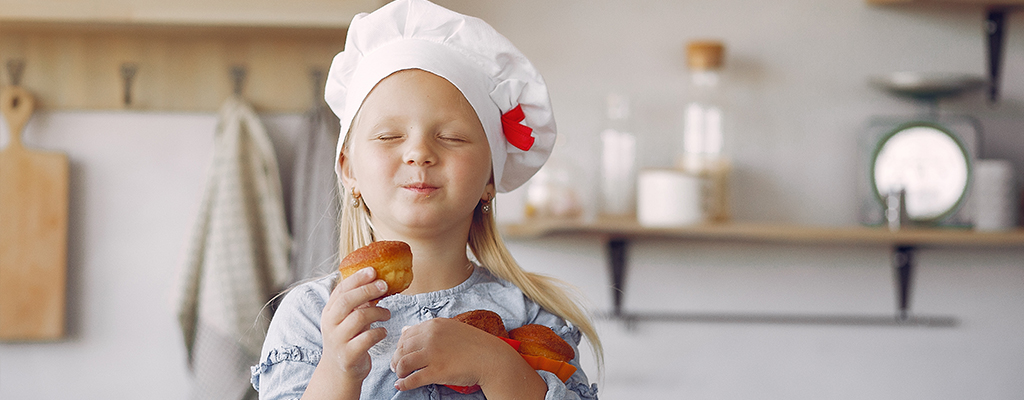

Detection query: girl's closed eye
xmin=373 ymin=132 xmax=404 ymax=142
xmin=438 ymin=132 xmax=471 ymax=144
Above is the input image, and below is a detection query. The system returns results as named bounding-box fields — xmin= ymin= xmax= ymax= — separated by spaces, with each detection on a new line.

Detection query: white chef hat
xmin=325 ymin=0 xmax=555 ymax=193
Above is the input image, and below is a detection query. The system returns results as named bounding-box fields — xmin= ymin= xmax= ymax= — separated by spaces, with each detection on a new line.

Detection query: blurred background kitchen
xmin=2 ymin=0 xmax=1023 ymax=399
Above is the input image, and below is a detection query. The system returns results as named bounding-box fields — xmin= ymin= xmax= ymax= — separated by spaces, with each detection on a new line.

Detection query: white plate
xmin=869 ymin=72 xmax=987 ymax=99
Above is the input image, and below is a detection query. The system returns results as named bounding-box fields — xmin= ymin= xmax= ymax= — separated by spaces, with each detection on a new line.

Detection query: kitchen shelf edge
xmin=499 ymin=219 xmax=1024 ymax=247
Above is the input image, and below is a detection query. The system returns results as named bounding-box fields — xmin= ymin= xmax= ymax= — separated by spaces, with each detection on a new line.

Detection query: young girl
xmin=251 ymin=1 xmax=602 ymax=398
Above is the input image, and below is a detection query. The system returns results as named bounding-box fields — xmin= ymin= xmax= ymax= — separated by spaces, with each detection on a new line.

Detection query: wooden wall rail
xmin=0 ymin=0 xmax=380 ymax=28
xmin=0 ymin=22 xmax=347 ymax=113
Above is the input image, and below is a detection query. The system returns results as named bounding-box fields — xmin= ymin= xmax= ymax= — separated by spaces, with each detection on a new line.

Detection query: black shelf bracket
xmin=893 ymin=245 xmax=915 ymax=321
xmin=985 ymin=6 xmax=1021 ymax=104
xmin=602 ymin=238 xmax=951 ymax=326
xmin=986 ymin=7 xmax=1007 ymax=103
xmin=607 ymin=237 xmax=629 ymax=318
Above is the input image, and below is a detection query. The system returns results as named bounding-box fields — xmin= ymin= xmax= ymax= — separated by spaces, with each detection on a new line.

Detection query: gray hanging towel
xmin=176 ymin=96 xmax=291 ymax=400
xmin=288 ymin=98 xmax=341 ymax=282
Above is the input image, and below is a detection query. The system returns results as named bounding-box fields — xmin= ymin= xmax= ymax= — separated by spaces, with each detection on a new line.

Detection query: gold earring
xmin=481 ymin=195 xmax=492 ymax=214
xmin=352 ymin=190 xmax=362 ymax=208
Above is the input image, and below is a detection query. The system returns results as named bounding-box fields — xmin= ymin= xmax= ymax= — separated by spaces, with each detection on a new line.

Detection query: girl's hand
xmin=318 ymin=267 xmax=392 ymax=384
xmin=390 ymin=318 xmax=547 ymax=398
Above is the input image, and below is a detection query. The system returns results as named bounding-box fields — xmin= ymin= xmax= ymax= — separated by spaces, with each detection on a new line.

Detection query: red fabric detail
xmin=447 ymin=385 xmax=480 ymax=394
xmin=498 ymin=337 xmax=522 ymax=351
xmin=501 ymin=104 xmax=534 ymax=151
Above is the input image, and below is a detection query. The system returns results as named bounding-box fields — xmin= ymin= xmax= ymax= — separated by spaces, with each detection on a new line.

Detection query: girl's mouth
xmin=403 ymin=182 xmax=439 ymax=196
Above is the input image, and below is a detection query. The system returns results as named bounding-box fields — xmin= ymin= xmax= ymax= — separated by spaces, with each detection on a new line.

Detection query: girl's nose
xmin=403 ymin=136 xmax=437 ymax=166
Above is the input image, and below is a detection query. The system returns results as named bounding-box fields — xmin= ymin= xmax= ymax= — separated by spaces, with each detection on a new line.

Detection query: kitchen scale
xmin=858 ymin=72 xmax=987 ymax=228
xmin=857 ymin=72 xmax=988 ymax=321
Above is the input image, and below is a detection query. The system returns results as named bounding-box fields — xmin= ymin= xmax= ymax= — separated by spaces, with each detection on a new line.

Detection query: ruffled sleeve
xmin=250 ymin=276 xmax=334 ymax=399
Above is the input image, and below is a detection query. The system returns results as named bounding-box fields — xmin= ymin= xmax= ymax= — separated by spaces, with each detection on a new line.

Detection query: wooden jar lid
xmin=686 ymin=41 xmax=725 ymax=70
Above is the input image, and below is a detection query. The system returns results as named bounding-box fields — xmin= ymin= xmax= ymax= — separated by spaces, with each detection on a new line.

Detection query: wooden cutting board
xmin=0 ymin=86 xmax=69 ymax=341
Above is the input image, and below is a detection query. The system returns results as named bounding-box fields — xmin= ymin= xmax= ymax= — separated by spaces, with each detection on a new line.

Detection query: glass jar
xmin=599 ymin=93 xmax=637 ymax=217
xmin=678 ymin=40 xmax=730 ymax=222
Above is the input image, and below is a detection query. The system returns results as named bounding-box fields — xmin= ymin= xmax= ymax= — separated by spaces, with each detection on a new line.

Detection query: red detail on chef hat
xmin=501 ymin=104 xmax=534 ymax=151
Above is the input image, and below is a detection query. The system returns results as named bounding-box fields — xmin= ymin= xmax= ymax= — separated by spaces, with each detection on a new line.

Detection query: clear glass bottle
xmin=600 ymin=93 xmax=637 ymax=217
xmin=678 ymin=40 xmax=730 ymax=222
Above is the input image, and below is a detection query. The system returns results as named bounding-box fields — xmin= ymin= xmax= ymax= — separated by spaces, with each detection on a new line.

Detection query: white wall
xmin=0 ymin=112 xmax=303 ymax=399
xmin=2 ymin=1 xmax=1023 ymax=399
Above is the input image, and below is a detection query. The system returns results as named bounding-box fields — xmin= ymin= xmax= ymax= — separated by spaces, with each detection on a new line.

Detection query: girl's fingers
xmin=323 ymin=267 xmax=373 ymax=316
xmin=392 ymin=343 xmax=445 ymax=391
xmin=348 ymin=326 xmax=388 ymax=355
xmin=323 ymin=268 xmax=389 ymax=326
xmin=323 ymin=300 xmax=391 ymax=355
xmin=317 ymin=269 xmax=392 ymax=379
xmin=389 ymin=325 xmax=417 ymax=373
xmin=392 ymin=352 xmax=477 ymax=391
xmin=342 ymin=278 xmax=388 ymax=310
xmin=389 ymin=320 xmax=513 ymax=391
xmin=392 ymin=350 xmax=427 ymax=380
xmin=389 ymin=325 xmax=439 ymax=382
xmin=324 ymin=326 xmax=387 ymax=378
xmin=336 ymin=306 xmax=391 ymax=341
xmin=339 ymin=267 xmax=377 ymax=292
xmin=394 ymin=368 xmax=436 ymax=392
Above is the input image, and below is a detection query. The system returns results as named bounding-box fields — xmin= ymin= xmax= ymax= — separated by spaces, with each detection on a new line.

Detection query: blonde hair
xmin=466 ymin=201 xmax=604 ymax=372
xmin=337 ymin=159 xmax=604 ymax=374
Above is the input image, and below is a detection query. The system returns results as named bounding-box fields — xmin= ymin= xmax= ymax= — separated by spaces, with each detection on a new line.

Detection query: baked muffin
xmin=338 ymin=241 xmax=413 ymax=298
xmin=508 ymin=324 xmax=575 ymax=363
xmin=453 ymin=309 xmax=509 ymax=338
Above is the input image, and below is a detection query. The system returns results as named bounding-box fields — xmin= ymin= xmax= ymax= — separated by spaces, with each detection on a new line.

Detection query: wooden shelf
xmin=501 ymin=218 xmax=1024 ymax=248
xmin=502 ymin=218 xmax=1023 ymax=324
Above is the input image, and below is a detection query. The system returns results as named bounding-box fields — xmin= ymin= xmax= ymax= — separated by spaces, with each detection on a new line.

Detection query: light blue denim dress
xmin=251 ymin=266 xmax=598 ymax=399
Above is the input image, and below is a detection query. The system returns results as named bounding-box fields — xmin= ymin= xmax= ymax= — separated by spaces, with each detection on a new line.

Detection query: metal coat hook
xmin=310 ymin=68 xmax=325 ymax=105
xmin=6 ymin=59 xmax=25 ymax=86
xmin=231 ymin=65 xmax=247 ymax=97
xmin=121 ymin=63 xmax=138 ymax=107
